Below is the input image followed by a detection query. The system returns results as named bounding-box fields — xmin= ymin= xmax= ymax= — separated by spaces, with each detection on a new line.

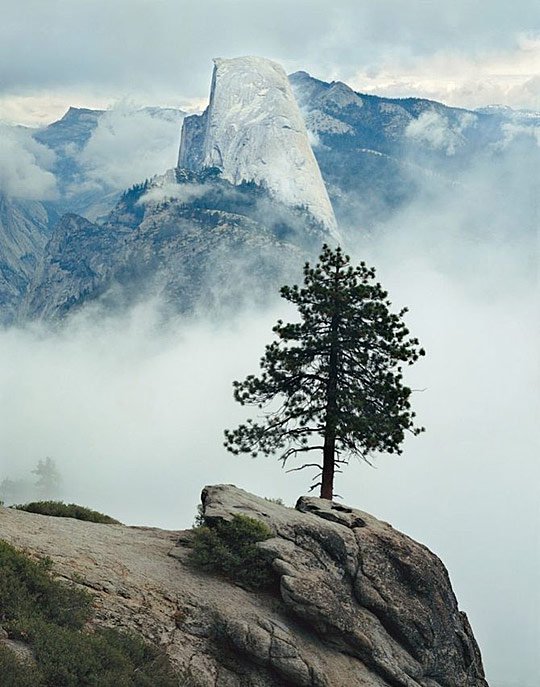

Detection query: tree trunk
xmin=320 ymin=262 xmax=341 ymax=500
xmin=321 ymin=433 xmax=335 ymax=499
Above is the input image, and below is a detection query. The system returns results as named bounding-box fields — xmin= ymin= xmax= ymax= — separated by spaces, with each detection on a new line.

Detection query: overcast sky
xmin=1 ymin=0 xmax=538 ymax=124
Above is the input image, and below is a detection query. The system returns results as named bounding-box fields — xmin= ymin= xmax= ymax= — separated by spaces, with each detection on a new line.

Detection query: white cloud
xmin=138 ymin=181 xmax=208 ymax=206
xmin=405 ymin=110 xmax=477 ymax=155
xmin=306 ymin=127 xmax=322 ymax=149
xmin=0 ymin=2 xmax=539 ymax=122
xmin=499 ymin=121 xmax=540 ymax=147
xmin=0 ymin=92 xmax=113 ymax=127
xmin=349 ymin=34 xmax=540 ymax=110
xmin=0 ymin=125 xmax=57 ymax=199
xmin=78 ymin=102 xmax=184 ymax=190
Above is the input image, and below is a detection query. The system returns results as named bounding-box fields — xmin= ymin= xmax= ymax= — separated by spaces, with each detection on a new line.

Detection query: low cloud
xmin=405 ymin=110 xmax=477 ymax=155
xmin=499 ymin=120 xmax=540 ymax=148
xmin=138 ymin=181 xmax=208 ymax=205
xmin=78 ymin=103 xmax=184 ymax=191
xmin=0 ymin=206 xmax=537 ymax=687
xmin=305 ymin=127 xmax=322 ymax=149
xmin=0 ymin=125 xmax=57 ymax=199
xmin=349 ymin=34 xmax=540 ymax=110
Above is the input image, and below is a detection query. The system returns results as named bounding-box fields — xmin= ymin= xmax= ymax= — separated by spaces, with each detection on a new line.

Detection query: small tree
xmin=224 ymin=245 xmax=425 ymax=500
xmin=32 ymin=457 xmax=62 ymax=499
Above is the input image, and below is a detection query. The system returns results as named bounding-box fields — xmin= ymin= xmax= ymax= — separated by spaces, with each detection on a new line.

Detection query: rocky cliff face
xmin=289 ymin=70 xmax=537 ymax=229
xmin=19 ymin=212 xmax=127 ymax=321
xmin=179 ymin=57 xmax=338 ymax=237
xmin=0 ymin=485 xmax=488 ymax=687
xmin=0 ymin=193 xmax=55 ymax=323
xmin=19 ymin=169 xmax=310 ymax=321
xmin=33 ymin=105 xmax=185 ymax=221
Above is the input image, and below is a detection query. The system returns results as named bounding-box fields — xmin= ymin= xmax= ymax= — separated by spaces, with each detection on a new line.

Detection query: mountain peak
xmin=178 ymin=56 xmax=338 ymax=237
xmin=60 ymin=106 xmax=104 ymax=121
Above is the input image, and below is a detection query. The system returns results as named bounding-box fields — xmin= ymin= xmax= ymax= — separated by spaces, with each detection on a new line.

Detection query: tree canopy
xmin=224 ymin=244 xmax=425 ymax=499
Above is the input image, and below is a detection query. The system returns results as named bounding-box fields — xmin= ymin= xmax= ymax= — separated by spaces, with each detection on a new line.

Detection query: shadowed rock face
xmin=0 ymin=193 xmax=53 ymax=323
xmin=19 ymin=172 xmax=309 ymax=322
xmin=0 ymin=485 xmax=488 ymax=687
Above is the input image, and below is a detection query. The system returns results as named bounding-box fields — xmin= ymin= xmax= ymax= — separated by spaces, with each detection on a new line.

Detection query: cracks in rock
xmin=352 ymin=533 xmax=479 ymax=687
xmin=296 ymin=500 xmax=367 ymax=530
xmin=275 ymin=523 xmax=359 ymax=582
xmin=280 ymin=562 xmax=418 ymax=687
xmin=354 ymin=551 xmax=424 ymax=663
xmin=271 ymin=523 xmax=422 ymax=686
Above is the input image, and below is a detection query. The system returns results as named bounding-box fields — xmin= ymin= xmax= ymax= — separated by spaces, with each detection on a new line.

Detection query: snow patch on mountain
xmin=179 ymin=56 xmax=338 ymax=237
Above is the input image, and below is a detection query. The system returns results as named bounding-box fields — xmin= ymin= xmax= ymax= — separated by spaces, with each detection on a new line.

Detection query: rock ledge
xmin=0 ymin=485 xmax=488 ymax=687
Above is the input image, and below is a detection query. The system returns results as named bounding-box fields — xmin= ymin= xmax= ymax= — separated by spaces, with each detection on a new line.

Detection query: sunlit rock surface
xmin=179 ymin=57 xmax=338 ymax=237
xmin=1 ymin=485 xmax=488 ymax=686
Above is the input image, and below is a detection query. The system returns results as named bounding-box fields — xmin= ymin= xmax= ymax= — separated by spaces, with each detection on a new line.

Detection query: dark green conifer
xmin=225 ymin=245 xmax=425 ymax=499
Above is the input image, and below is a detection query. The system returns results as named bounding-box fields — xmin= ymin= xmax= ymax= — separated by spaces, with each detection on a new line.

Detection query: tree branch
xmin=285 ymin=462 xmax=323 ymax=473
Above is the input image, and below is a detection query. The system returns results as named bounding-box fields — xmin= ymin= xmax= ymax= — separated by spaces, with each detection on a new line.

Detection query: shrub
xmin=0 ymin=540 xmax=178 ymax=686
xmin=13 ymin=501 xmax=120 ymax=524
xmin=190 ymin=514 xmax=275 ymax=590
xmin=0 ymin=540 xmax=93 ymax=630
xmin=25 ymin=620 xmax=178 ymax=687
xmin=0 ymin=645 xmax=43 ymax=686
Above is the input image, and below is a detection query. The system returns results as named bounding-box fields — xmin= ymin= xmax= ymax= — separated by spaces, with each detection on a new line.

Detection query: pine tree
xmin=224 ymin=245 xmax=425 ymax=500
xmin=32 ymin=457 xmax=62 ymax=499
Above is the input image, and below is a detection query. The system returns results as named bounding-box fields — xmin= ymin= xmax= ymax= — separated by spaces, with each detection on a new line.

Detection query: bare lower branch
xmin=280 ymin=445 xmax=325 ymax=462
xmin=285 ymin=463 xmax=322 ymax=473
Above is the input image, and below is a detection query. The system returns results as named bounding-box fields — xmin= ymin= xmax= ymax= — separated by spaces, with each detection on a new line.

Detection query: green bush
xmin=13 ymin=501 xmax=120 ymax=524
xmin=24 ymin=619 xmax=177 ymax=687
xmin=0 ymin=645 xmax=43 ymax=686
xmin=0 ymin=540 xmax=178 ymax=686
xmin=0 ymin=540 xmax=93 ymax=630
xmin=190 ymin=514 xmax=275 ymax=590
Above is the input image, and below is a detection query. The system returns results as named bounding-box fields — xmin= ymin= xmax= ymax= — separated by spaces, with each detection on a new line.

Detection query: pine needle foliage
xmin=224 ymin=244 xmax=425 ymax=499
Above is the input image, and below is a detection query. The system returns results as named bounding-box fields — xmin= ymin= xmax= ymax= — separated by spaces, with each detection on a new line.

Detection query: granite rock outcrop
xmin=0 ymin=485 xmax=488 ymax=687
xmin=179 ymin=57 xmax=338 ymax=237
